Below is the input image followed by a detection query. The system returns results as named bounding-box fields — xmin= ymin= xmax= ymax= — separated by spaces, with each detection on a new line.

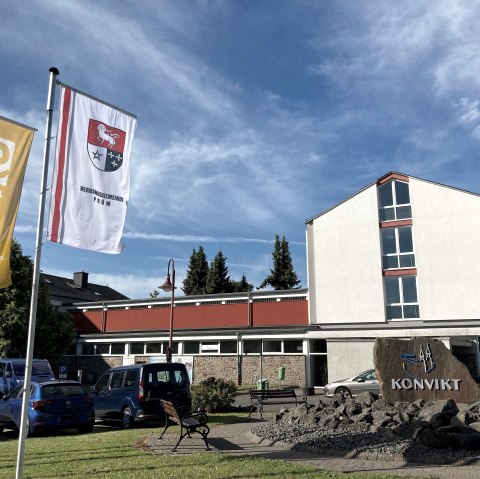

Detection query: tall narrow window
xmin=384 ymin=276 xmax=420 ymax=319
xmin=381 ymin=227 xmax=415 ymax=269
xmin=378 ymin=180 xmax=412 ymax=222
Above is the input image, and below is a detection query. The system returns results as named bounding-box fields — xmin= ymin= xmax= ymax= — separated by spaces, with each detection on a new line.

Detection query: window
xmin=146 ymin=343 xmax=162 ymax=354
xmin=110 ymin=371 xmax=125 ymax=389
xmin=381 ymin=227 xmax=415 ymax=269
xmin=201 ymin=341 xmax=219 ymax=354
xmin=164 ymin=342 xmax=179 ymax=354
xmin=81 ymin=343 xmax=95 ymax=355
xmin=284 ymin=340 xmax=303 ymax=353
xmin=263 ymin=340 xmax=281 ymax=353
xmin=220 ymin=340 xmax=237 ymax=354
xmin=378 ymin=180 xmax=412 ymax=222
xmin=95 ymin=343 xmax=110 ymax=355
xmin=130 ymin=343 xmax=145 ymax=355
xmin=184 ymin=341 xmax=199 ymax=354
xmin=111 ymin=343 xmax=125 ymax=355
xmin=243 ymin=340 xmax=261 ymax=354
xmin=384 ymin=276 xmax=420 ymax=319
xmin=124 ymin=370 xmax=137 ymax=387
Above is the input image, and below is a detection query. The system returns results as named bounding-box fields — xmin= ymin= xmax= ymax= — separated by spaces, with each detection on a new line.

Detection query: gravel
xmin=251 ymin=420 xmax=480 ymax=463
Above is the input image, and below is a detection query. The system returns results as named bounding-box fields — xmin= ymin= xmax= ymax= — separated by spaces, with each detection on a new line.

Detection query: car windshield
xmin=41 ymin=384 xmax=87 ymax=398
xmin=13 ymin=361 xmax=51 ymax=376
xmin=146 ymin=367 xmax=188 ymax=388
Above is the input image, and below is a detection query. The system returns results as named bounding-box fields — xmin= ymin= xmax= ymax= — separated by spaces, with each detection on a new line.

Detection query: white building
xmin=306 ymin=172 xmax=480 ymax=382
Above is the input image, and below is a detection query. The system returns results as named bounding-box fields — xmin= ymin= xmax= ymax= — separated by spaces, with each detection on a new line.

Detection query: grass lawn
xmin=0 ymin=414 xmax=425 ymax=479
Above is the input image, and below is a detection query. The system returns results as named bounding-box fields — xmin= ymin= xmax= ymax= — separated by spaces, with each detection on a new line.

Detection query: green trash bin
xmin=278 ymin=367 xmax=285 ymax=380
xmin=256 ymin=379 xmax=269 ymax=391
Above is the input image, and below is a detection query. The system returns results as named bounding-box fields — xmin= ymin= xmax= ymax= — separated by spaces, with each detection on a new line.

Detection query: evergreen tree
xmin=182 ymin=246 xmax=209 ymax=295
xmin=0 ymin=239 xmax=76 ymax=363
xmin=231 ymin=274 xmax=254 ymax=292
xmin=258 ymin=234 xmax=301 ymax=290
xmin=205 ymin=250 xmax=232 ymax=294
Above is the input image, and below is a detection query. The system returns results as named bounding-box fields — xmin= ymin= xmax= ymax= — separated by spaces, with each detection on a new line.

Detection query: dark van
xmin=0 ymin=359 xmax=55 ymax=396
xmin=91 ymin=362 xmax=191 ymax=429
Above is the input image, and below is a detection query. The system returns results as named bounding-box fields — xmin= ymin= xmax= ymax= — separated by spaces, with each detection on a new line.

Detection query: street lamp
xmin=159 ymin=258 xmax=175 ymax=363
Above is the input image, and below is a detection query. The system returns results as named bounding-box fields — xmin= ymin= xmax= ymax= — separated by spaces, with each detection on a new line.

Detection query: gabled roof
xmin=42 ymin=272 xmax=129 ymax=303
xmin=305 ymin=171 xmax=480 ymax=224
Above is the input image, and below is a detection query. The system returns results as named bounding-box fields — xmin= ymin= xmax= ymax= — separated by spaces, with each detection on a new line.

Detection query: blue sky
xmin=2 ymin=1 xmax=480 ymax=299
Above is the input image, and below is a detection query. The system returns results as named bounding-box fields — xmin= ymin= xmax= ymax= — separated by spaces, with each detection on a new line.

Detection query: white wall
xmin=411 ymin=179 xmax=480 ymax=320
xmin=326 ymin=340 xmax=375 ymax=382
xmin=307 ymin=184 xmax=385 ymax=324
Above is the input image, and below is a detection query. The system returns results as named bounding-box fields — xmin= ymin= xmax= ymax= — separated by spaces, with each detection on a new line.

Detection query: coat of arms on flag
xmin=87 ymin=120 xmax=126 ymax=172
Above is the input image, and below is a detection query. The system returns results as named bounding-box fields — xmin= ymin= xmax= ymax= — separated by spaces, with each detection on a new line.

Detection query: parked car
xmin=0 ymin=380 xmax=94 ymax=435
xmin=91 ymin=362 xmax=191 ymax=429
xmin=0 ymin=358 xmax=55 ymax=396
xmin=323 ymin=369 xmax=380 ymax=398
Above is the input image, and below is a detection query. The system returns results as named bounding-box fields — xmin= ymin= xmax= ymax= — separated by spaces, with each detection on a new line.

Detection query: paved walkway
xmin=147 ymin=417 xmax=480 ymax=479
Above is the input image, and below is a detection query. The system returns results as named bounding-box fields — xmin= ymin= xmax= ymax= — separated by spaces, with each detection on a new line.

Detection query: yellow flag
xmin=0 ymin=116 xmax=35 ymax=288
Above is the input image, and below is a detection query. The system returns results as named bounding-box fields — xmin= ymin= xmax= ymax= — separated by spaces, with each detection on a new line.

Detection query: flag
xmin=47 ymin=85 xmax=136 ymax=253
xmin=0 ymin=116 xmax=35 ymax=288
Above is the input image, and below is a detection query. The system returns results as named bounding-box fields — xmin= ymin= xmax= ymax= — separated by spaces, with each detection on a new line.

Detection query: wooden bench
xmin=159 ymin=399 xmax=210 ymax=452
xmin=249 ymin=388 xmax=307 ymax=418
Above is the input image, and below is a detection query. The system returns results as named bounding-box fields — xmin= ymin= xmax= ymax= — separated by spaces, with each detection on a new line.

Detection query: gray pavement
xmin=145 ymin=392 xmax=480 ymax=479
xmin=147 ymin=417 xmax=480 ymax=478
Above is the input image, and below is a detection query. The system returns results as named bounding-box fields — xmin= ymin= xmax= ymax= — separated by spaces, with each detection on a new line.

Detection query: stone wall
xmin=63 ymin=354 xmax=306 ymax=387
xmin=61 ymin=356 xmax=123 ymax=384
xmin=193 ymin=355 xmax=306 ymax=387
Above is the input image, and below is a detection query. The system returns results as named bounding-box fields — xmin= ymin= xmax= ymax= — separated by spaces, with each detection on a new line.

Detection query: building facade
xmin=59 ymin=172 xmax=480 ymax=389
xmin=306 ymin=172 xmax=480 ymax=382
xmin=62 ymin=289 xmax=321 ymax=388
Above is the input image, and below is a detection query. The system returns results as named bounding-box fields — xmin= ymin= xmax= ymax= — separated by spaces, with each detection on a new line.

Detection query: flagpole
xmin=16 ymin=66 xmax=59 ymax=479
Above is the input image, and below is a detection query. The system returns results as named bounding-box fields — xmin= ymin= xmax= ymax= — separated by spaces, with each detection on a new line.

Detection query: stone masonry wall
xmin=61 ymin=356 xmax=123 ymax=384
xmin=193 ymin=355 xmax=306 ymax=387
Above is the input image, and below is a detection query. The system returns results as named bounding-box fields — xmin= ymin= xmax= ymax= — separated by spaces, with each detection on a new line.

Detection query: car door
xmin=0 ymin=361 xmax=6 ymax=395
xmin=92 ymin=373 xmax=111 ymax=418
xmin=352 ymin=370 xmax=378 ymax=395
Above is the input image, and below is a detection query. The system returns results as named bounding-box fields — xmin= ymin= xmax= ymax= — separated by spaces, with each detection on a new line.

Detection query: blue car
xmin=0 ymin=380 xmax=95 ymax=435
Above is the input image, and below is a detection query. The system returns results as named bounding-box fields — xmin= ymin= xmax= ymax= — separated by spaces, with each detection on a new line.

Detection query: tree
xmin=0 ymin=239 xmax=76 ymax=363
xmin=205 ymin=250 xmax=232 ymax=294
xmin=258 ymin=234 xmax=301 ymax=290
xmin=182 ymin=246 xmax=209 ymax=295
xmin=231 ymin=274 xmax=254 ymax=292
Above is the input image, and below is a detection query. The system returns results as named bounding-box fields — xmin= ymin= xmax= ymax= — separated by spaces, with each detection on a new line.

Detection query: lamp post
xmin=159 ymin=258 xmax=175 ymax=363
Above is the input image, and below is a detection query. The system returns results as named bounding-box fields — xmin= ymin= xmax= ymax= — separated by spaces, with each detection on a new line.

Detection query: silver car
xmin=323 ymin=369 xmax=380 ymax=398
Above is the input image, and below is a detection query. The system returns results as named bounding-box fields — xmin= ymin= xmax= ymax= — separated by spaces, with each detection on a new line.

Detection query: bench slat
xmin=159 ymin=399 xmax=210 ymax=452
xmin=248 ymin=388 xmax=307 ymax=418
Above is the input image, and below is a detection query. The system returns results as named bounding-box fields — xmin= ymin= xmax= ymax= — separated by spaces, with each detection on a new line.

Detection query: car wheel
xmin=121 ymin=407 xmax=133 ymax=429
xmin=336 ymin=386 xmax=352 ymax=399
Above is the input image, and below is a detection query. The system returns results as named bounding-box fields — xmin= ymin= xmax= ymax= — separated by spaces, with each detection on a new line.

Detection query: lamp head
xmin=159 ymin=274 xmax=173 ymax=292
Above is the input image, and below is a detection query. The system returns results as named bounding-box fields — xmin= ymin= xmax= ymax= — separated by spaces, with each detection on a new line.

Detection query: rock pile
xmin=252 ymin=392 xmax=480 ymax=463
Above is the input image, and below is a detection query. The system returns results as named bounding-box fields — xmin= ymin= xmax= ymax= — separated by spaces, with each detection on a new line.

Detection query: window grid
xmin=385 ymin=276 xmax=420 ymax=320
xmin=378 ymin=180 xmax=412 ymax=222
xmin=381 ymin=226 xmax=416 ymax=270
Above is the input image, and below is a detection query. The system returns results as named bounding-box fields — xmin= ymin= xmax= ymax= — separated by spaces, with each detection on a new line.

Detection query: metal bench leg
xmin=159 ymin=415 xmax=169 ymax=439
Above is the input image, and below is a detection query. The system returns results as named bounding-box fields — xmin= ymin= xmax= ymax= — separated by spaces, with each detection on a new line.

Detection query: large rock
xmin=374 ymin=337 xmax=480 ymax=403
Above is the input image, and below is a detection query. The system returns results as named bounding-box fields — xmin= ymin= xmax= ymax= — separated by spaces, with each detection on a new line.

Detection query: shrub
xmin=192 ymin=377 xmax=238 ymax=412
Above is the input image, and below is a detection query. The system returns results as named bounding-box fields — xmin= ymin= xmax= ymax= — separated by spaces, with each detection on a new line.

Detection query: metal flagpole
xmin=16 ymin=66 xmax=59 ymax=479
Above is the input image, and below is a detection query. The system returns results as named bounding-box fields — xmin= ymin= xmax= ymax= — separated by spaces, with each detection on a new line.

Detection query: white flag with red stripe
xmin=47 ymin=85 xmax=136 ymax=253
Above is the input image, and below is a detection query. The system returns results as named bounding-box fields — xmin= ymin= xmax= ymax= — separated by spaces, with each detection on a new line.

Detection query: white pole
xmin=16 ymin=66 xmax=59 ymax=479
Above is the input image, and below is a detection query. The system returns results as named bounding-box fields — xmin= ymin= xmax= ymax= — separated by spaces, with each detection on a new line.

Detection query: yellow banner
xmin=0 ymin=116 xmax=35 ymax=288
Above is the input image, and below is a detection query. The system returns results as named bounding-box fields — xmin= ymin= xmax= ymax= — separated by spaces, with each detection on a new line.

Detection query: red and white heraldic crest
xmin=87 ymin=119 xmax=126 ymax=172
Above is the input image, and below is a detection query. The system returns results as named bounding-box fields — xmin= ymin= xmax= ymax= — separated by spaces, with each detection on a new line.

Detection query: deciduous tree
xmin=0 ymin=239 xmax=76 ymax=363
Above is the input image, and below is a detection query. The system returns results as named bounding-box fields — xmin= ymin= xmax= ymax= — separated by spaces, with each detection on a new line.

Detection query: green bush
xmin=192 ymin=376 xmax=238 ymax=412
